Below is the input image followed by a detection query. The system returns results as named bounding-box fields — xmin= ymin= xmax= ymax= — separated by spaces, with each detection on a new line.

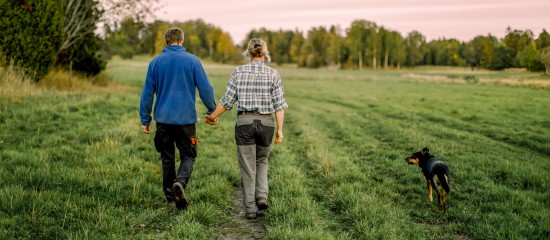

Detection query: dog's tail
xmin=437 ymin=172 xmax=450 ymax=193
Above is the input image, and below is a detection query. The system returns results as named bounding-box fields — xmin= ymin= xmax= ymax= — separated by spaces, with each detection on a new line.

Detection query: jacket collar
xmin=163 ymin=45 xmax=186 ymax=52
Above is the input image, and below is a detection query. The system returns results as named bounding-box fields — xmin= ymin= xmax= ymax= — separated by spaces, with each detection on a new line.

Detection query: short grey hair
xmin=164 ymin=27 xmax=184 ymax=45
xmin=242 ymin=38 xmax=270 ymax=62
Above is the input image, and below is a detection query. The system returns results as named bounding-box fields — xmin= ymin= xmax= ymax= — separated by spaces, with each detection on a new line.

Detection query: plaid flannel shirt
xmin=220 ymin=60 xmax=288 ymax=114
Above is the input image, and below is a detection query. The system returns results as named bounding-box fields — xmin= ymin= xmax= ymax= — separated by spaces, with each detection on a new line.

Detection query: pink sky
xmin=157 ymin=0 xmax=550 ymax=44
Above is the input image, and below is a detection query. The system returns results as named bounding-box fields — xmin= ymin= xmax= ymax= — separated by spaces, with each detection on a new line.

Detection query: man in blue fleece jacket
xmin=140 ymin=27 xmax=217 ymax=210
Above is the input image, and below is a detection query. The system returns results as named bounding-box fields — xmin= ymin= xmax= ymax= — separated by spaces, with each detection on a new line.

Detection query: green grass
xmin=1 ymin=57 xmax=548 ymax=239
xmin=267 ymin=67 xmax=549 ymax=239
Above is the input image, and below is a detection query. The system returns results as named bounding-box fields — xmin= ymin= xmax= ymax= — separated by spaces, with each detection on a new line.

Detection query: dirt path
xmin=216 ymin=188 xmax=267 ymax=240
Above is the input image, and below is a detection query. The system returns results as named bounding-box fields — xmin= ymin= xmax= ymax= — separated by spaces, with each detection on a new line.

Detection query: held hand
xmin=204 ymin=115 xmax=218 ymax=125
xmin=275 ymin=129 xmax=283 ymax=144
xmin=142 ymin=125 xmax=150 ymax=134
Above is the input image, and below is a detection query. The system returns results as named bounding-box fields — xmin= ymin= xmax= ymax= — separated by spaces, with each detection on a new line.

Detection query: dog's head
xmin=404 ymin=147 xmax=430 ymax=166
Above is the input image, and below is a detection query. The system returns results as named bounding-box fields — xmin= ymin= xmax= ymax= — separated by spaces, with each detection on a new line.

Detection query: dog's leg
xmin=427 ymin=180 xmax=433 ymax=202
xmin=441 ymin=174 xmax=449 ymax=213
xmin=436 ymin=188 xmax=442 ymax=210
xmin=442 ymin=193 xmax=447 ymax=213
xmin=433 ymin=175 xmax=442 ymax=209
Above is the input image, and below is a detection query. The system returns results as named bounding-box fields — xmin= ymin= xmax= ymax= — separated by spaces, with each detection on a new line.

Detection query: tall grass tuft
xmin=1 ymin=63 xmax=115 ymax=102
xmin=39 ymin=69 xmax=107 ymax=91
xmin=0 ymin=64 xmax=37 ymax=100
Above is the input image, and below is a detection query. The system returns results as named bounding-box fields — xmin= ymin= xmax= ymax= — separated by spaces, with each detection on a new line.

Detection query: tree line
xmin=1 ymin=1 xmax=550 ymax=81
xmin=101 ymin=18 xmax=237 ymax=63
xmin=107 ymin=19 xmax=550 ymax=74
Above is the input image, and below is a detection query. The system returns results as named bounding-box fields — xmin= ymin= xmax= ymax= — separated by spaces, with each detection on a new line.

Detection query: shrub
xmin=463 ymin=75 xmax=479 ymax=83
xmin=56 ymin=34 xmax=107 ymax=76
xmin=118 ymin=45 xmax=135 ymax=59
xmin=0 ymin=0 xmax=63 ymax=80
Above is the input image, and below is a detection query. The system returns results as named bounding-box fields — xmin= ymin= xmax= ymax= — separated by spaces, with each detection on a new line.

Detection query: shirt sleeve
xmin=194 ymin=60 xmax=217 ymax=115
xmin=271 ymin=72 xmax=288 ymax=111
xmin=139 ymin=62 xmax=156 ymax=126
xmin=220 ymin=70 xmax=239 ymax=110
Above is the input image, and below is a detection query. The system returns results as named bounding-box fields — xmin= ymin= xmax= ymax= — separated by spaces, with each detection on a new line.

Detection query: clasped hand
xmin=204 ymin=115 xmax=218 ymax=125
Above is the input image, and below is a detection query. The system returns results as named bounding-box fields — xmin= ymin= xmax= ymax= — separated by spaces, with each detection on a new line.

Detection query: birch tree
xmin=61 ymin=0 xmax=158 ymax=51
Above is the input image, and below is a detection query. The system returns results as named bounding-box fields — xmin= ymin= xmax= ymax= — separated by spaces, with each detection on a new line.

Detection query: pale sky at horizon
xmin=156 ymin=0 xmax=550 ymax=44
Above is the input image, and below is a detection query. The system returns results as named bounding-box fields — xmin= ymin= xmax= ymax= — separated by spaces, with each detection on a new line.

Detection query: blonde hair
xmin=242 ymin=38 xmax=271 ymax=62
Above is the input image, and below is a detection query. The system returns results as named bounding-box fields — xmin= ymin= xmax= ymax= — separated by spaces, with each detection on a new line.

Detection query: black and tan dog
xmin=405 ymin=147 xmax=450 ymax=212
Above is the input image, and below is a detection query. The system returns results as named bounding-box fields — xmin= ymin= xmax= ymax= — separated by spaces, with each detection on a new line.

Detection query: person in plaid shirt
xmin=205 ymin=38 xmax=288 ymax=219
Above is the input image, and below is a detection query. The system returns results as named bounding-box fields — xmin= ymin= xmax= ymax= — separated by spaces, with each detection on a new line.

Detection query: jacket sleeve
xmin=194 ymin=60 xmax=217 ymax=114
xmin=139 ymin=62 xmax=156 ymax=126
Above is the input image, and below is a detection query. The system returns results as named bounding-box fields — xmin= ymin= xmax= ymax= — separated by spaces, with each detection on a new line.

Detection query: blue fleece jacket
xmin=140 ymin=45 xmax=216 ymax=126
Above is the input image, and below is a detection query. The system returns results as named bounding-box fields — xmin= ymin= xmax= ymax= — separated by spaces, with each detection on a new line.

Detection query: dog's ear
xmin=421 ymin=147 xmax=429 ymax=155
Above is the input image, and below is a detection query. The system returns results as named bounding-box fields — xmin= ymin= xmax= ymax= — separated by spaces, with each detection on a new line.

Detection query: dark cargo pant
xmin=154 ymin=122 xmax=197 ymax=202
xmin=235 ymin=112 xmax=274 ymax=214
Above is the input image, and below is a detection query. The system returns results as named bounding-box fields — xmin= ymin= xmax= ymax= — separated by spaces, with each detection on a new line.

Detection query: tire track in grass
xmin=265 ymin=110 xmax=341 ymax=239
xmin=281 ymin=99 xmax=435 ymax=239
xmin=285 ymin=95 xmax=469 ymax=239
xmin=281 ymin=69 xmax=548 ymax=239
xmin=291 ymin=89 xmax=550 ymax=239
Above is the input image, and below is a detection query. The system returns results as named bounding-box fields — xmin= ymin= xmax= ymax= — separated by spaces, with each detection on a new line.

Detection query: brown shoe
xmin=256 ymin=197 xmax=268 ymax=210
xmin=172 ymin=181 xmax=188 ymax=210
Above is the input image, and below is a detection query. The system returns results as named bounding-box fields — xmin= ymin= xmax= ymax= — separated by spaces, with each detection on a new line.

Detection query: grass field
xmin=1 ymin=56 xmax=549 ymax=239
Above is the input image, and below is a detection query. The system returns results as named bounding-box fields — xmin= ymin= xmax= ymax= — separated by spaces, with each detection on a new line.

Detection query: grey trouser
xmin=235 ymin=113 xmax=275 ymax=214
